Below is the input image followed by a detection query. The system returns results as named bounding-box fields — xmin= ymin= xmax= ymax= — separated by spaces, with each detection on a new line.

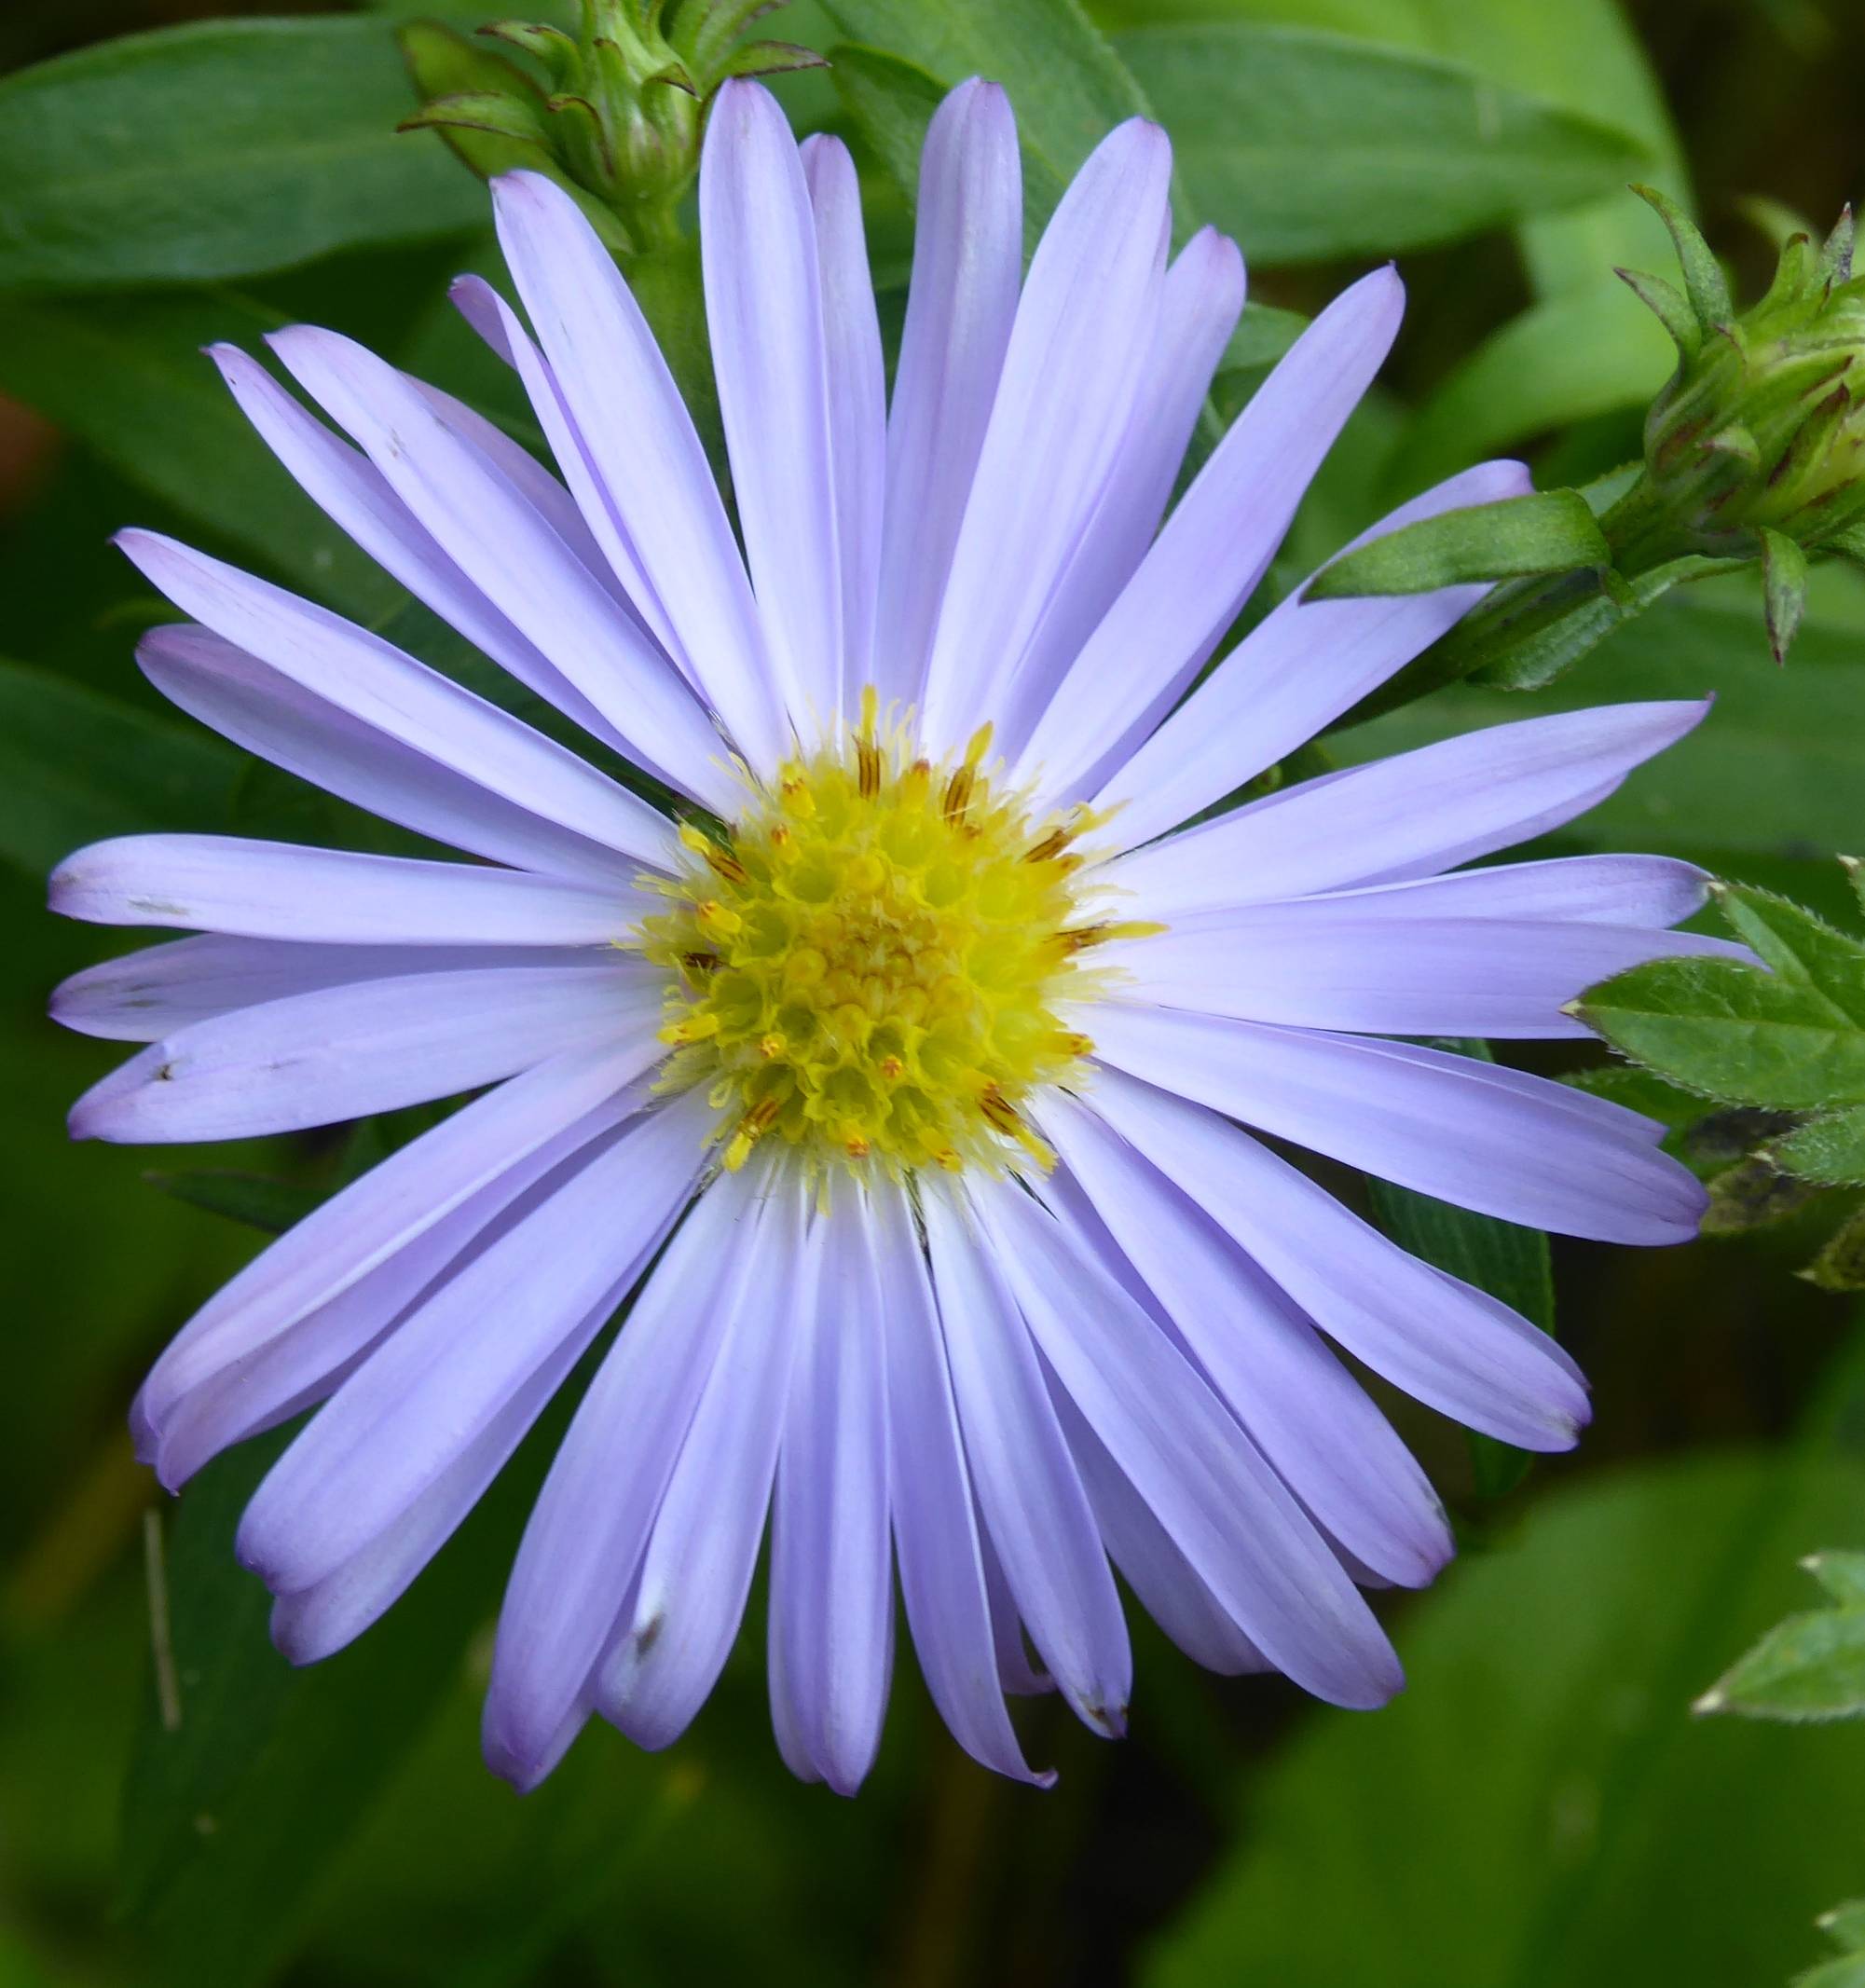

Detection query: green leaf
xmin=1771 ymin=1106 xmax=1865 ymax=1186
xmin=141 ymin=1171 xmax=327 ymax=1237
xmin=0 ymin=18 xmax=488 ymax=293
xmin=1113 ymin=24 xmax=1653 ymax=265
xmin=0 ymin=660 xmax=242 ymax=880
xmin=1818 ymin=1902 xmax=1865 ymax=1959
xmin=819 ymin=0 xmax=1165 ymax=243
xmin=1364 ymin=1040 xmax=1554 ymax=1499
xmin=1804 ymin=1552 xmax=1865 ymax=1607
xmin=1632 ymin=182 xmax=1735 ymax=329
xmin=1695 ymin=1559 xmax=1865 ymax=1721
xmin=1708 ymin=884 xmax=1865 ymax=1027
xmin=1145 ymin=1455 xmax=1865 ymax=1988
xmin=1575 ymin=956 xmax=1865 ymax=1112
xmin=0 ymin=292 xmax=398 ymax=616
xmin=1307 ymin=491 xmax=1611 ymax=602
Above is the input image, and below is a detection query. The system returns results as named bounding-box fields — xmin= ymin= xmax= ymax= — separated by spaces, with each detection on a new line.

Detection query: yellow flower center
xmin=641 ymin=691 xmax=1150 ymax=1183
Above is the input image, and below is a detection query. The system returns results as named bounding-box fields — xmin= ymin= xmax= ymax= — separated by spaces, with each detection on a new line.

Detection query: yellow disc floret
xmin=641 ymin=691 xmax=1142 ymax=1184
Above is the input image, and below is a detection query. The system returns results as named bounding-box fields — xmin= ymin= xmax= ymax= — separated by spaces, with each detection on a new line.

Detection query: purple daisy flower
xmin=50 ymin=76 xmax=1731 ymax=1795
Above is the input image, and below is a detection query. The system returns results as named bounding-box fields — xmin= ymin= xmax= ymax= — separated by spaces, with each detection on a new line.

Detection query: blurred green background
xmin=2 ymin=1 xmax=1863 ymax=1982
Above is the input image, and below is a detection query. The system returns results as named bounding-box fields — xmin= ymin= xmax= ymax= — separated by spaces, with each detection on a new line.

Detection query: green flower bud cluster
xmin=401 ymin=1 xmax=823 ymax=255
xmin=1624 ymin=191 xmax=1864 ymax=564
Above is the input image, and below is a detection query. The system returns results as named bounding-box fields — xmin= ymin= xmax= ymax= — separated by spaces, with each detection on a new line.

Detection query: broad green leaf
xmin=0 ymin=660 xmax=242 ymax=880
xmin=1145 ymin=1454 xmax=1865 ymax=1988
xmin=0 ymin=18 xmax=487 ymax=292
xmin=1365 ymin=1041 xmax=1554 ymax=1498
xmin=1307 ymin=491 xmax=1611 ymax=602
xmin=1575 ymin=957 xmax=1865 ymax=1112
xmin=1709 ymin=885 xmax=1865 ymax=1028
xmin=1695 ymin=1563 xmax=1865 ymax=1722
xmin=818 ymin=0 xmax=1166 ymax=241
xmin=1113 ymin=25 xmax=1653 ymax=264
xmin=0 ymin=292 xmax=397 ymax=616
xmin=1771 ymin=1107 xmax=1865 ymax=1186
xmin=1397 ymin=281 xmax=1677 ymax=493
xmin=1804 ymin=1553 xmax=1865 ymax=1607
xmin=1580 ymin=873 xmax=1865 ymax=1117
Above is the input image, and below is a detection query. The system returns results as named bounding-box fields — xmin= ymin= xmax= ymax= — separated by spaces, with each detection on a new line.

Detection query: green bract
xmin=401 ymin=1 xmax=825 ymax=254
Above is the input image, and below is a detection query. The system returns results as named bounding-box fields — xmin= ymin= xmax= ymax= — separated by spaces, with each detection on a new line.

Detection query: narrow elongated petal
xmin=208 ymin=343 xmax=637 ymax=756
xmin=491 ymin=170 xmax=790 ymax=776
xmin=596 ymin=1172 xmax=807 ymax=1749
xmin=1042 ymin=1094 xmax=1450 ymax=1585
xmin=483 ymin=1166 xmax=763 ymax=1788
xmin=118 ymin=539 xmax=680 ymax=871
xmin=1054 ymin=1392 xmax=1270 ymax=1676
xmin=131 ymin=1038 xmax=666 ymax=1444
xmin=238 ymin=1093 xmax=707 ymax=1596
xmin=1086 ymin=1066 xmax=1591 ymax=1446
xmin=800 ymin=133 xmax=886 ymax=713
xmin=871 ymin=1178 xmax=1049 ymax=1784
xmin=704 ymin=83 xmax=843 ymax=732
xmin=921 ymin=1184 xmax=1131 ymax=1736
xmin=51 ymin=936 xmax=613 ymax=1043
xmin=271 ymin=1310 xmax=590 ymax=1664
xmin=448 ymin=274 xmax=697 ymax=687
xmin=1088 ymin=459 xmax=1531 ymax=841
xmin=999 ymin=226 xmax=1245 ymax=757
xmin=69 ymin=964 xmax=656 ymax=1144
xmin=767 ymin=1190 xmax=895 ymax=1794
xmin=1087 ymin=1003 xmax=1707 ymax=1241
xmin=876 ymin=78 xmax=1022 ymax=713
xmin=1110 ymin=699 xmax=1711 ymax=913
xmin=974 ymin=1180 xmax=1402 ymax=1708
xmin=917 ymin=119 xmax=1171 ymax=755
xmin=1018 ymin=267 xmax=1405 ymax=802
xmin=266 ymin=325 xmax=734 ymax=813
xmin=1106 ymin=912 xmax=1743 ymax=1039
xmin=154 ymin=1090 xmax=649 ymax=1489
xmin=51 ymin=835 xmax=648 ymax=946
xmin=138 ymin=624 xmax=670 ymax=884
xmin=1161 ymin=855 xmax=1715 ymax=933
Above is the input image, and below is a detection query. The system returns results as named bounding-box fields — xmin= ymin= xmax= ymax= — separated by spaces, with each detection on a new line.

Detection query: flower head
xmin=52 ymin=78 xmax=1725 ymax=1793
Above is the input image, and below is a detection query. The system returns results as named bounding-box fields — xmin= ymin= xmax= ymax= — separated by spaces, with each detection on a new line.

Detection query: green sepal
xmin=719 ymin=39 xmax=831 ymax=79
xmin=399 ymin=89 xmax=553 ymax=149
xmin=1760 ymin=525 xmax=1811 ymax=661
xmin=1616 ymin=264 xmax=1701 ymax=357
xmin=1820 ymin=205 xmax=1858 ymax=288
xmin=1634 ymin=181 xmax=1735 ymax=327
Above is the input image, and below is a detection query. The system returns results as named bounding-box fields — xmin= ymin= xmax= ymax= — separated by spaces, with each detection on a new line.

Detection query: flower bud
xmin=402 ymin=0 xmax=824 ymax=255
xmin=1625 ymin=192 xmax=1865 ymax=559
